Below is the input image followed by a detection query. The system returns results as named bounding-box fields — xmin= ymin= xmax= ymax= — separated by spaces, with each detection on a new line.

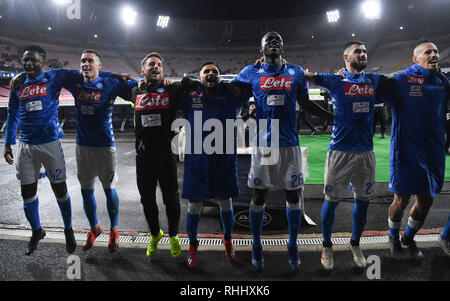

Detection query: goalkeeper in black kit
xmin=127 ymin=52 xmax=184 ymax=258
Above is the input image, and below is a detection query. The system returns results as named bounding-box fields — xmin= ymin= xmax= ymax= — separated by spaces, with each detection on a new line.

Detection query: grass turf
xmin=299 ymin=134 xmax=450 ymax=184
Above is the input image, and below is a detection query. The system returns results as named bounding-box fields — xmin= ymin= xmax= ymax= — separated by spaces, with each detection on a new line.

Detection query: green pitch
xmin=299 ymin=134 xmax=450 ymax=184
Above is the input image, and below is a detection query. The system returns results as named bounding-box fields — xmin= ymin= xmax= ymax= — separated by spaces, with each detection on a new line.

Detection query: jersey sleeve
xmin=232 ymin=65 xmax=253 ymax=84
xmin=116 ymin=79 xmax=138 ymax=100
xmin=59 ymin=69 xmax=83 ymax=90
xmin=296 ymin=67 xmax=309 ymax=97
xmin=374 ymin=75 xmax=390 ymax=104
xmin=221 ymin=81 xmax=252 ymax=108
xmin=313 ymin=73 xmax=340 ymax=91
xmin=381 ymin=73 xmax=403 ymax=105
xmin=4 ymin=90 xmax=20 ymax=145
xmin=169 ymin=83 xmax=187 ymax=111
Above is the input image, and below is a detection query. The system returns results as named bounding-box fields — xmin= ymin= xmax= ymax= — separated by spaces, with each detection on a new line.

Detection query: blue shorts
xmin=389 ymin=156 xmax=444 ymax=197
xmin=182 ymin=153 xmax=239 ymax=200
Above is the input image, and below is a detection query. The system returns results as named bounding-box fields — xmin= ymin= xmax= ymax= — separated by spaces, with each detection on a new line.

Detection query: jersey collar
xmin=411 ymin=64 xmax=431 ymax=77
xmin=343 ymin=69 xmax=364 ymax=79
xmin=25 ymin=70 xmax=45 ymax=84
xmin=262 ymin=62 xmax=286 ymax=73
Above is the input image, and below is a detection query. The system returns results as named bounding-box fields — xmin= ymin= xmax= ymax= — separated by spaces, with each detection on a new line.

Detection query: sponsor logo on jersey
xmin=189 ymin=90 xmax=203 ymax=97
xmin=135 ymin=92 xmax=170 ymax=111
xmin=80 ymin=105 xmax=95 ymax=115
xmin=409 ymin=91 xmax=423 ymax=97
xmin=25 ymin=100 xmax=43 ymax=112
xmin=77 ymin=88 xmax=102 ymax=103
xmin=260 ymin=76 xmax=292 ymax=90
xmin=344 ymin=84 xmax=374 ymax=97
xmin=18 ymin=84 xmax=48 ymax=100
xmin=407 ymin=76 xmax=424 ymax=85
xmin=266 ymin=94 xmax=285 ymax=106
xmin=410 ymin=85 xmax=422 ymax=92
xmin=141 ymin=113 xmax=162 ymax=127
xmin=352 ymin=102 xmax=370 ymax=113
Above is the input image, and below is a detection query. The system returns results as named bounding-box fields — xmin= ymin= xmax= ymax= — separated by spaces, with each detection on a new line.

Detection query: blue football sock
xmin=388 ymin=218 xmax=401 ymax=239
xmin=186 ymin=211 xmax=201 ymax=244
xmin=104 ymin=188 xmax=120 ymax=229
xmin=220 ymin=208 xmax=234 ymax=240
xmin=81 ymin=189 xmax=98 ymax=228
xmin=321 ymin=200 xmax=339 ymax=244
xmin=286 ymin=206 xmax=302 ymax=247
xmin=441 ymin=213 xmax=450 ymax=239
xmin=404 ymin=216 xmax=423 ymax=240
xmin=57 ymin=196 xmax=72 ymax=229
xmin=389 ymin=226 xmax=400 ymax=239
xmin=23 ymin=197 xmax=41 ymax=231
xmin=351 ymin=199 xmax=369 ymax=244
xmin=249 ymin=206 xmax=264 ymax=248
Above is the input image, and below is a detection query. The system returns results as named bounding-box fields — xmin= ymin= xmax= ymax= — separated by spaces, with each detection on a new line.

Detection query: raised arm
xmin=297 ymin=94 xmax=334 ymax=122
xmin=4 ymin=90 xmax=20 ymax=164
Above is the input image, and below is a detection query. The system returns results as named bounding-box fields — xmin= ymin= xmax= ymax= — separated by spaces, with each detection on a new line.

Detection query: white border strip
xmin=0 ymin=228 xmax=441 ymax=246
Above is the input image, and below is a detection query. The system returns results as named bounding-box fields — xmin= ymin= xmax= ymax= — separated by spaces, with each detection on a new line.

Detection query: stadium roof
xmin=0 ymin=0 xmax=448 ymax=49
xmin=95 ymin=0 xmax=357 ymax=20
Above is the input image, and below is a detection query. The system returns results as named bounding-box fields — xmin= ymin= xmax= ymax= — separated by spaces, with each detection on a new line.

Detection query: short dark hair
xmin=414 ymin=37 xmax=432 ymax=48
xmin=82 ymin=49 xmax=101 ymax=61
xmin=200 ymin=61 xmax=219 ymax=72
xmin=23 ymin=45 xmax=46 ymax=60
xmin=141 ymin=52 xmax=163 ymax=68
xmin=413 ymin=37 xmax=434 ymax=55
xmin=343 ymin=40 xmax=364 ymax=53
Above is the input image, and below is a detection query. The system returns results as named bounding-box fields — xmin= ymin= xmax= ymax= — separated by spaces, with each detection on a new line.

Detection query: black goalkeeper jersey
xmin=130 ymin=81 xmax=182 ymax=155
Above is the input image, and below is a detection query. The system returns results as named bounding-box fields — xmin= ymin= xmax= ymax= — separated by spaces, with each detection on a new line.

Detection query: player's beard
xmin=350 ymin=59 xmax=367 ymax=72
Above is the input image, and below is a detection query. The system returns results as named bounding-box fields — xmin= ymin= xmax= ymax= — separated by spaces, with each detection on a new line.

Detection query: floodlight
xmin=352 ymin=33 xmax=355 ymax=37
xmin=362 ymin=0 xmax=381 ymax=19
xmin=326 ymin=10 xmax=340 ymax=23
xmin=53 ymin=0 xmax=72 ymax=5
xmin=48 ymin=26 xmax=52 ymax=31
xmin=121 ymin=6 xmax=137 ymax=26
xmin=157 ymin=15 xmax=170 ymax=28
xmin=94 ymin=34 xmax=98 ymax=38
xmin=399 ymin=26 xmax=404 ymax=30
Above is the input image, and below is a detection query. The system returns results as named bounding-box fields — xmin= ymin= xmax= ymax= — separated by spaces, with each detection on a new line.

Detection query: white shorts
xmin=248 ymin=146 xmax=304 ymax=190
xmin=76 ymin=145 xmax=118 ymax=190
xmin=16 ymin=140 xmax=67 ymax=185
xmin=324 ymin=150 xmax=376 ymax=201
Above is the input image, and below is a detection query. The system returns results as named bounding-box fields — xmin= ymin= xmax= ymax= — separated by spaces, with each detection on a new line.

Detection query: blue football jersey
xmin=387 ymin=64 xmax=450 ymax=196
xmin=314 ymin=70 xmax=386 ymax=151
xmin=5 ymin=69 xmax=81 ymax=145
xmin=233 ymin=63 xmax=308 ymax=147
xmin=64 ymin=75 xmax=137 ymax=147
xmin=180 ymin=82 xmax=250 ymax=199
